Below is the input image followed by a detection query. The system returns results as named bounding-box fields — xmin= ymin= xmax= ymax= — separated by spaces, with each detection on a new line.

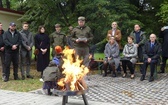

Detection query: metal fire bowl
xmin=53 ymin=88 xmax=89 ymax=96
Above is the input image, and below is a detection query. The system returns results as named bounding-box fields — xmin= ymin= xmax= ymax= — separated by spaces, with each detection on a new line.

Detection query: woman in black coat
xmin=34 ymin=26 xmax=50 ymax=77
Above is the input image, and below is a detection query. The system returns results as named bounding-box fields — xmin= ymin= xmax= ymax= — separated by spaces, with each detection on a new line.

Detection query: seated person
xmin=121 ymin=36 xmax=137 ymax=79
xmin=103 ymin=36 xmax=120 ymax=77
xmin=140 ymin=34 xmax=161 ymax=82
xmin=42 ymin=46 xmax=63 ymax=95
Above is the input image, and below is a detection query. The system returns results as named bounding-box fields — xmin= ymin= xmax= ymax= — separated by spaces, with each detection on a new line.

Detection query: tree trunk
xmin=6 ymin=0 xmax=10 ymax=9
xmin=0 ymin=0 xmax=3 ymax=7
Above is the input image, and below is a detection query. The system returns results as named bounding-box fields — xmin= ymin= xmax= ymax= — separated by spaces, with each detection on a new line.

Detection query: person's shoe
xmin=27 ymin=75 xmax=33 ymax=79
xmin=3 ymin=76 xmax=8 ymax=82
xmin=149 ymin=76 xmax=154 ymax=82
xmin=158 ymin=71 xmax=165 ymax=74
xmin=102 ymin=73 xmax=107 ymax=77
xmin=22 ymin=75 xmax=25 ymax=80
xmin=122 ymin=73 xmax=127 ymax=78
xmin=130 ymin=74 xmax=135 ymax=79
xmin=14 ymin=76 xmax=20 ymax=80
xmin=112 ymin=72 xmax=117 ymax=77
xmin=140 ymin=75 xmax=145 ymax=81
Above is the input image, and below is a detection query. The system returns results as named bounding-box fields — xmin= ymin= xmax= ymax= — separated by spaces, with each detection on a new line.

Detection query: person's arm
xmin=3 ymin=32 xmax=13 ymax=47
xmin=115 ymin=30 xmax=122 ymax=41
xmin=20 ymin=33 xmax=29 ymax=49
xmin=127 ymin=45 xmax=138 ymax=57
xmin=138 ymin=32 xmax=146 ymax=46
xmin=143 ymin=42 xmax=149 ymax=59
xmin=112 ymin=44 xmax=119 ymax=58
xmin=151 ymin=43 xmax=162 ymax=60
xmin=86 ymin=28 xmax=93 ymax=42
xmin=122 ymin=45 xmax=127 ymax=57
xmin=30 ymin=33 xmax=34 ymax=48
xmin=16 ymin=32 xmax=22 ymax=46
xmin=104 ymin=44 xmax=109 ymax=58
xmin=71 ymin=28 xmax=78 ymax=42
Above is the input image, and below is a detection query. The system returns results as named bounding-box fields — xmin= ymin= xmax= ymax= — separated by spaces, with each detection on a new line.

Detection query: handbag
xmin=34 ymin=49 xmax=39 ymax=55
xmin=34 ymin=42 xmax=42 ymax=55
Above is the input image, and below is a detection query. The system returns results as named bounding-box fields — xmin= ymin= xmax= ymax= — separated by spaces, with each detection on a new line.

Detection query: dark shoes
xmin=149 ymin=76 xmax=154 ymax=82
xmin=158 ymin=71 xmax=165 ymax=74
xmin=22 ymin=75 xmax=25 ymax=80
xmin=102 ymin=73 xmax=107 ymax=77
xmin=122 ymin=73 xmax=127 ymax=78
xmin=130 ymin=74 xmax=135 ymax=79
xmin=14 ymin=76 xmax=20 ymax=80
xmin=3 ymin=76 xmax=9 ymax=82
xmin=112 ymin=72 xmax=117 ymax=77
xmin=140 ymin=75 xmax=145 ymax=81
xmin=27 ymin=75 xmax=33 ymax=79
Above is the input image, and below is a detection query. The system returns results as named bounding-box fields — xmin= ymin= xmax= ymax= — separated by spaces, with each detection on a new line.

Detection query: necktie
xmin=151 ymin=43 xmax=154 ymax=49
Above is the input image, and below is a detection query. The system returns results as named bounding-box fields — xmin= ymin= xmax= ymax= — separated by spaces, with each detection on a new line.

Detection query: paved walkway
xmin=1 ymin=73 xmax=168 ymax=105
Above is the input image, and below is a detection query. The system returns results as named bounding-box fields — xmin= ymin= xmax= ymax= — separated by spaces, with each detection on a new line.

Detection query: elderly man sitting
xmin=140 ymin=34 xmax=161 ymax=82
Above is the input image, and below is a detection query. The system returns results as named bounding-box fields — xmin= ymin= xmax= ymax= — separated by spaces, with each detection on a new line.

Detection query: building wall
xmin=0 ymin=10 xmax=23 ymax=31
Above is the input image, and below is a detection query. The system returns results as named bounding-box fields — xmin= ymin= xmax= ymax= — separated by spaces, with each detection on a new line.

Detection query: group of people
xmin=103 ymin=22 xmax=167 ymax=82
xmin=0 ymin=16 xmax=93 ymax=82
xmin=0 ymin=16 xmax=168 ymax=83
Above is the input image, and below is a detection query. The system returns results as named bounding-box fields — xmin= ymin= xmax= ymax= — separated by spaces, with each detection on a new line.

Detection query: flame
xmin=57 ymin=47 xmax=89 ymax=91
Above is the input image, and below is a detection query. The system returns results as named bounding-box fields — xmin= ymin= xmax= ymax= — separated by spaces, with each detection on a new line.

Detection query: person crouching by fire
xmin=42 ymin=46 xmax=63 ymax=95
xmin=103 ymin=36 xmax=120 ymax=77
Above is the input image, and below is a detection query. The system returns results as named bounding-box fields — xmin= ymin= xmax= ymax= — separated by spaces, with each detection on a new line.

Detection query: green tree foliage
xmin=156 ymin=1 xmax=168 ymax=25
xmin=7 ymin=0 xmax=165 ymax=52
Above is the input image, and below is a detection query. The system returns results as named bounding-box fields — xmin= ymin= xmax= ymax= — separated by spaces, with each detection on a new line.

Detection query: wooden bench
xmin=95 ymin=60 xmax=165 ymax=79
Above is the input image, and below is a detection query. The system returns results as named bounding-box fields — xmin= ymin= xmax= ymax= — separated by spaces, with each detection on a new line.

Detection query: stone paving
xmin=31 ymin=73 xmax=168 ymax=105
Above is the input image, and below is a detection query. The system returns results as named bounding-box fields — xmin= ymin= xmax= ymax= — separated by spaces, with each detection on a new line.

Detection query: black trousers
xmin=142 ymin=59 xmax=157 ymax=77
xmin=138 ymin=46 xmax=144 ymax=72
xmin=4 ymin=51 xmax=19 ymax=78
xmin=122 ymin=60 xmax=134 ymax=74
xmin=160 ymin=56 xmax=168 ymax=72
xmin=103 ymin=62 xmax=115 ymax=74
xmin=0 ymin=51 xmax=5 ymax=76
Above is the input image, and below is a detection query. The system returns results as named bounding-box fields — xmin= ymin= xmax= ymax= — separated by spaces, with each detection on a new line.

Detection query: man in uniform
xmin=50 ymin=24 xmax=67 ymax=57
xmin=71 ymin=16 xmax=93 ymax=67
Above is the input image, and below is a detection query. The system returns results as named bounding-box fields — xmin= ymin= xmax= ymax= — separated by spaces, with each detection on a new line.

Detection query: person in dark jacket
xmin=3 ymin=22 xmax=22 ymax=82
xmin=50 ymin=24 xmax=67 ymax=57
xmin=130 ymin=24 xmax=146 ymax=74
xmin=140 ymin=34 xmax=161 ymax=82
xmin=20 ymin=22 xmax=34 ymax=80
xmin=0 ymin=22 xmax=5 ymax=80
xmin=158 ymin=26 xmax=168 ymax=73
xmin=34 ymin=25 xmax=50 ymax=79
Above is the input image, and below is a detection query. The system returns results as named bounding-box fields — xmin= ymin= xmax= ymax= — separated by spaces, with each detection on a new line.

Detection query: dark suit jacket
xmin=20 ymin=30 xmax=34 ymax=57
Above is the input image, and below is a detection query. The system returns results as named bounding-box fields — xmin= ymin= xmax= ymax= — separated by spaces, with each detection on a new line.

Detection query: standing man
xmin=0 ymin=22 xmax=5 ymax=80
xmin=71 ymin=16 xmax=93 ymax=67
xmin=158 ymin=26 xmax=168 ymax=73
xmin=107 ymin=22 xmax=122 ymax=50
xmin=130 ymin=24 xmax=146 ymax=73
xmin=3 ymin=22 xmax=21 ymax=82
xmin=20 ymin=22 xmax=34 ymax=80
xmin=140 ymin=34 xmax=161 ymax=82
xmin=107 ymin=21 xmax=122 ymax=73
xmin=50 ymin=24 xmax=67 ymax=57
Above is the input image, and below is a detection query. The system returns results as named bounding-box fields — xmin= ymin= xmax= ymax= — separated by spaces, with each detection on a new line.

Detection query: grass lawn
xmin=0 ymin=64 xmax=43 ymax=92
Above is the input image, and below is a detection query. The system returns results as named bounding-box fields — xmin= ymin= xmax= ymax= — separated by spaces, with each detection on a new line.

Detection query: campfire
xmin=53 ymin=47 xmax=89 ymax=105
xmin=57 ymin=47 xmax=89 ymax=91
